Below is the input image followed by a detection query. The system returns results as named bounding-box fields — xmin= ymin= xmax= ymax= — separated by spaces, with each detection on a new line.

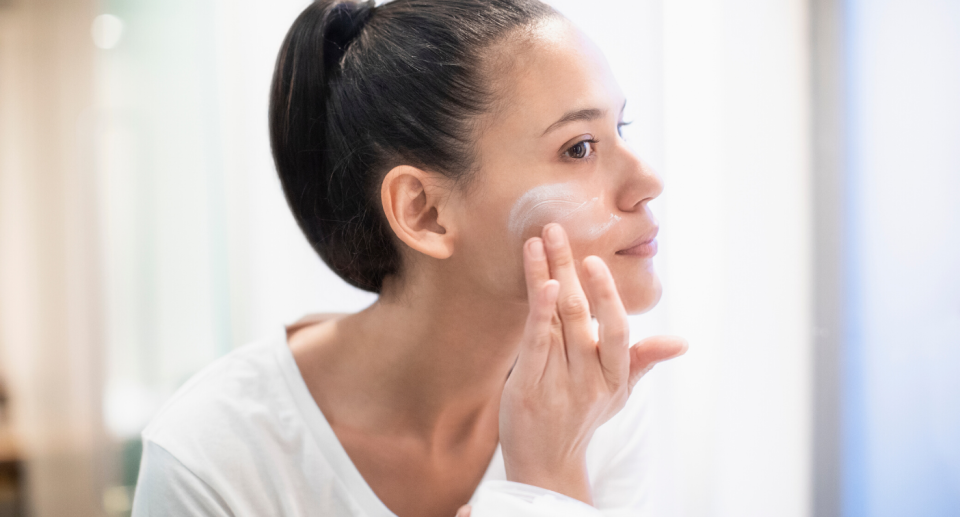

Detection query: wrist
xmin=504 ymin=457 xmax=593 ymax=506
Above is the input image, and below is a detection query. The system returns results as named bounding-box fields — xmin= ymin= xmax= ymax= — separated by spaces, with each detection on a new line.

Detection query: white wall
xmin=661 ymin=1 xmax=812 ymax=514
xmin=549 ymin=0 xmax=813 ymax=515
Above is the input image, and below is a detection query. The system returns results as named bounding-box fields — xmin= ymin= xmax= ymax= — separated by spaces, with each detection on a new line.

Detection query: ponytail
xmin=269 ymin=0 xmax=556 ymax=292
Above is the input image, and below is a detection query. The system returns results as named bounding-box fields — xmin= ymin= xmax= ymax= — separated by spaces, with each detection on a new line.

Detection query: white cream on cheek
xmin=507 ymin=183 xmax=622 ymax=241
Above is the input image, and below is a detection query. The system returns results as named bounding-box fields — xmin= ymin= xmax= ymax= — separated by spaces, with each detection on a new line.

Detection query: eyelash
xmin=562 ymin=122 xmax=633 ymax=161
xmin=563 ymin=138 xmax=598 ymax=160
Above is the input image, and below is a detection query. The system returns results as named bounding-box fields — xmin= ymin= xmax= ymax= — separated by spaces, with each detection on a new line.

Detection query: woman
xmin=132 ymin=0 xmax=686 ymax=515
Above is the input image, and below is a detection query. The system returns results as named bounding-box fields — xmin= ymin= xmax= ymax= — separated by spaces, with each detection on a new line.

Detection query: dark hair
xmin=269 ymin=0 xmax=556 ymax=292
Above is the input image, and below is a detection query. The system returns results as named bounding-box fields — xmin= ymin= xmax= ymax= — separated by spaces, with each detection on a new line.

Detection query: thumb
xmin=628 ymin=335 xmax=688 ymax=390
xmin=456 ymin=504 xmax=472 ymax=517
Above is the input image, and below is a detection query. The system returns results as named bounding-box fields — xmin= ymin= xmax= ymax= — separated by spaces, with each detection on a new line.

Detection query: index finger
xmin=542 ymin=224 xmax=594 ymax=362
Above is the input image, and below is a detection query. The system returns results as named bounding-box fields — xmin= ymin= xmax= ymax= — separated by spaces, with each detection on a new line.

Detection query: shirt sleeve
xmin=471 ymin=481 xmax=603 ymax=517
xmin=588 ymin=385 xmax=654 ymax=515
xmin=131 ymin=439 xmax=234 ymax=517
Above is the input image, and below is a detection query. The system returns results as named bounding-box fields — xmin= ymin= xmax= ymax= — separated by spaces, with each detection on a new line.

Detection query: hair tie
xmin=323 ymin=0 xmax=376 ymax=72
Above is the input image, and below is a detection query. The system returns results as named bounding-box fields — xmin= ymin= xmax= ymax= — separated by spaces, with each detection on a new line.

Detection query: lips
xmin=615 ymin=227 xmax=659 ymax=257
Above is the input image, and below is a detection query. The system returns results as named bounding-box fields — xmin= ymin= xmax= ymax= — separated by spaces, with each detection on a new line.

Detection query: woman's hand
xmin=499 ymin=224 xmax=687 ymax=505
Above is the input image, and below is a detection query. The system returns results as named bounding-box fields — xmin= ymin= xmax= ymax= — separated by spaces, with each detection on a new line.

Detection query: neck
xmin=308 ymin=269 xmax=528 ymax=445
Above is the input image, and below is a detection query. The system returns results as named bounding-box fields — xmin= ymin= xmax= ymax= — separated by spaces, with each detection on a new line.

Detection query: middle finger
xmin=542 ymin=224 xmax=596 ymax=366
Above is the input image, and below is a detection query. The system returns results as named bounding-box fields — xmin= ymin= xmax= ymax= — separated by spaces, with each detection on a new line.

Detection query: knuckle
xmin=558 ymin=294 xmax=589 ymax=317
xmin=581 ymin=385 xmax=607 ymax=407
xmin=505 ymin=388 xmax=539 ymax=415
xmin=552 ymin=251 xmax=574 ymax=268
xmin=519 ymin=393 xmax=540 ymax=414
xmin=545 ymin=395 xmax=566 ymax=414
xmin=606 ymin=328 xmax=629 ymax=346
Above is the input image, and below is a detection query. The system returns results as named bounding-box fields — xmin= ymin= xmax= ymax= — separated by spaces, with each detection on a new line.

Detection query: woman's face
xmin=448 ymin=18 xmax=663 ymax=314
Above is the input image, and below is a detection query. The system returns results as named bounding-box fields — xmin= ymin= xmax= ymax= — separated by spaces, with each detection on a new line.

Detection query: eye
xmin=617 ymin=120 xmax=633 ymax=139
xmin=564 ymin=139 xmax=595 ymax=160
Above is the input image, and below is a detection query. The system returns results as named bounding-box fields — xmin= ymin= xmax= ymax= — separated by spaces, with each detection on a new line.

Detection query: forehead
xmin=485 ymin=18 xmax=623 ymax=136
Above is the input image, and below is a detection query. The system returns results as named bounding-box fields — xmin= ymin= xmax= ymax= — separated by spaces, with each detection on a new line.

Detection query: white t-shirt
xmin=131 ymin=326 xmax=654 ymax=517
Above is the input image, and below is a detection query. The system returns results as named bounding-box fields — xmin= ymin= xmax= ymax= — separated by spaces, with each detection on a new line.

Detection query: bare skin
xmin=288 ymin=18 xmax=686 ymax=517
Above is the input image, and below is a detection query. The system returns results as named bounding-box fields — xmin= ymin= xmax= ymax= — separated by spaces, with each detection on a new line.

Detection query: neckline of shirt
xmin=270 ymin=325 xmax=507 ymax=516
xmin=271 ymin=325 xmax=397 ymax=517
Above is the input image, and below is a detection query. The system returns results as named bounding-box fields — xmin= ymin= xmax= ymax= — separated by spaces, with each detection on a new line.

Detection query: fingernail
xmin=529 ymin=239 xmax=544 ymax=259
xmin=545 ymin=224 xmax=563 ymax=247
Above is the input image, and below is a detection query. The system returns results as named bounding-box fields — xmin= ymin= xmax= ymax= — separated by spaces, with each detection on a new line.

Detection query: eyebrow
xmin=539 ymin=101 xmax=628 ymax=137
xmin=541 ymin=108 xmax=606 ymax=137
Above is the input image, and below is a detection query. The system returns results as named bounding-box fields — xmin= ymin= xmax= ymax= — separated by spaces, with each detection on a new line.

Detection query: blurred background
xmin=0 ymin=0 xmax=957 ymax=515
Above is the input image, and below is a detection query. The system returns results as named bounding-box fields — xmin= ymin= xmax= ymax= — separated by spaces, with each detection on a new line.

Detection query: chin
xmin=617 ymin=267 xmax=662 ymax=315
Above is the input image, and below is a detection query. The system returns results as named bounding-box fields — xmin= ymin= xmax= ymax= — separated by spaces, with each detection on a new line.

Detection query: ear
xmin=380 ymin=165 xmax=456 ymax=260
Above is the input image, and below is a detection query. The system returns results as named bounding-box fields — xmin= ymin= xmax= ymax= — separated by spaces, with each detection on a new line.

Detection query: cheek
xmin=508 ymin=184 xmax=621 ymax=243
xmin=561 ymin=211 xmax=622 ymax=243
xmin=564 ymin=237 xmax=661 ymax=314
xmin=454 ymin=201 xmax=530 ymax=300
xmin=495 ymin=183 xmax=663 ymax=310
xmin=610 ymin=258 xmax=662 ymax=314
xmin=553 ymin=224 xmax=663 ymax=315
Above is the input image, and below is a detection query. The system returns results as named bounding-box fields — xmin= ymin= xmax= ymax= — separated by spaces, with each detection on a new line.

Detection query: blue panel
xmin=843 ymin=0 xmax=960 ymax=516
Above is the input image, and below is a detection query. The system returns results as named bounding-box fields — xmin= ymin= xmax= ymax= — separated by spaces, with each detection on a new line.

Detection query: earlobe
xmin=380 ymin=165 xmax=456 ymax=260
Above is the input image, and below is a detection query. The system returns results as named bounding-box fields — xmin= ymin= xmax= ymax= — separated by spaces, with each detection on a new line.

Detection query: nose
xmin=614 ymin=143 xmax=663 ymax=213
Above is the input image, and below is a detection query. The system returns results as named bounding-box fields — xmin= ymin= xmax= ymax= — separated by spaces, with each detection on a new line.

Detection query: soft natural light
xmin=89 ymin=1 xmax=812 ymax=514
xmin=3 ymin=0 xmax=955 ymax=515
xmin=91 ymin=14 xmax=124 ymax=50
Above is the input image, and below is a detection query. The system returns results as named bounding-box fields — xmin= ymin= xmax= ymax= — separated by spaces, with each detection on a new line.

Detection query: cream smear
xmin=507 ymin=183 xmax=622 ymax=241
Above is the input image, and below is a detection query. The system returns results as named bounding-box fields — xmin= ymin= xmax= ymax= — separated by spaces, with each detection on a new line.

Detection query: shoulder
xmin=142 ymin=332 xmax=306 ymax=478
xmin=144 ymin=334 xmax=283 ymax=439
xmin=135 ymin=330 xmax=365 ymax=516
